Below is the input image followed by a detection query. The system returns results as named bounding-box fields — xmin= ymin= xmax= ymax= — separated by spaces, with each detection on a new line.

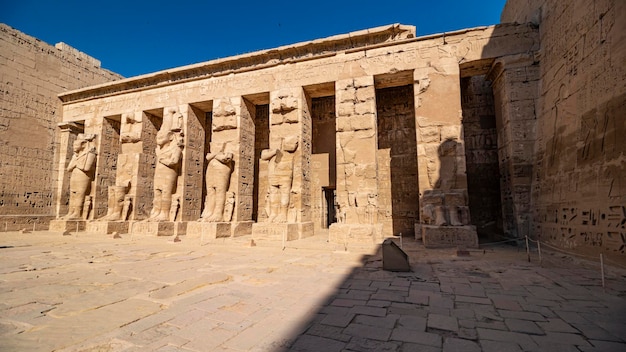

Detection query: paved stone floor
xmin=1 ymin=231 xmax=625 ymax=352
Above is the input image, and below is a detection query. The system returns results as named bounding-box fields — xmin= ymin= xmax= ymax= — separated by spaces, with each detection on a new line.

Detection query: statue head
xmin=72 ymin=134 xmax=95 ymax=153
xmin=72 ymin=138 xmax=87 ymax=153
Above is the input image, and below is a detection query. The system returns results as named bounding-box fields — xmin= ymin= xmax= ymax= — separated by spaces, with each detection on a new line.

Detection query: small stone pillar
xmin=252 ymin=87 xmax=314 ymax=241
xmin=329 ymin=76 xmax=383 ymax=245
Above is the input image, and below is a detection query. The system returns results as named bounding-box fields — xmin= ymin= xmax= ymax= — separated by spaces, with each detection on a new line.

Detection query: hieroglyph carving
xmin=62 ymin=134 xmax=97 ymax=219
xmin=261 ymin=136 xmax=298 ymax=223
xmin=147 ymin=108 xmax=184 ymax=221
xmin=200 ymin=149 xmax=234 ymax=222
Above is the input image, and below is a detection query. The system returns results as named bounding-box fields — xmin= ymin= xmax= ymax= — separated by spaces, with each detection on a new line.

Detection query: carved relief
xmin=146 ymin=108 xmax=184 ymax=222
xmin=99 ymin=182 xmax=130 ymax=221
xmin=200 ymin=145 xmax=234 ymax=222
xmin=223 ymin=191 xmax=235 ymax=222
xmin=61 ymin=134 xmax=97 ymax=219
xmin=261 ymin=136 xmax=298 ymax=223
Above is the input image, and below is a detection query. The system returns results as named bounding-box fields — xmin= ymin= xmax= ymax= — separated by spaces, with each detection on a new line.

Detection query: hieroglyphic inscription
xmin=542 ymin=205 xmax=626 ymax=253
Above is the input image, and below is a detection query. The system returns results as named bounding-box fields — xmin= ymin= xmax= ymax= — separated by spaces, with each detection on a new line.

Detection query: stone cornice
xmin=58 ymin=23 xmax=416 ymax=104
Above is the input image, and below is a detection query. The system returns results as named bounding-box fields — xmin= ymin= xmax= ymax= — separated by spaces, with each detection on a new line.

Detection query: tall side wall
xmin=0 ymin=24 xmax=122 ymax=228
xmin=502 ymin=1 xmax=626 ymax=263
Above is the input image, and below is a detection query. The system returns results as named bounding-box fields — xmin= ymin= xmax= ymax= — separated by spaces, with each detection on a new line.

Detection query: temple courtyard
xmin=1 ymin=232 xmax=625 ymax=352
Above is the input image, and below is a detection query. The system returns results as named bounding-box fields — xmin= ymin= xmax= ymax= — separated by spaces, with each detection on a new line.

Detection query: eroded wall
xmin=0 ymin=24 xmax=121 ymax=227
xmin=502 ymin=1 xmax=626 ymax=262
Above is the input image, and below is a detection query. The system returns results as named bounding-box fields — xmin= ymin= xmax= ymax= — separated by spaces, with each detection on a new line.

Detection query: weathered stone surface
xmin=131 ymin=221 xmax=186 ymax=237
xmin=49 ymin=219 xmax=86 ymax=232
xmin=186 ymin=222 xmax=232 ymax=240
xmin=252 ymin=222 xmax=313 ymax=241
xmin=419 ymin=224 xmax=479 ymax=248
xmin=85 ymin=221 xmax=129 ymax=235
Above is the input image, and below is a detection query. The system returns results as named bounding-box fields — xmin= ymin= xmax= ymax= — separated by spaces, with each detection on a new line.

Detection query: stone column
xmin=49 ymin=124 xmax=97 ymax=233
xmin=488 ymin=54 xmax=539 ymax=239
xmin=251 ymin=87 xmax=314 ymax=241
xmin=187 ymin=96 xmax=255 ymax=240
xmin=413 ymin=66 xmax=478 ymax=248
xmin=131 ymin=107 xmax=185 ymax=236
xmin=53 ymin=122 xmax=83 ymax=218
xmin=179 ymin=104 xmax=205 ymax=222
xmin=86 ymin=111 xmax=146 ymax=234
xmin=91 ymin=116 xmax=121 ymax=220
xmin=329 ymin=76 xmax=383 ymax=245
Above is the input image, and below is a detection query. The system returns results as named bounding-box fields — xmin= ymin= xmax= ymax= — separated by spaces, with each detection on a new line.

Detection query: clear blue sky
xmin=1 ymin=0 xmax=506 ymax=78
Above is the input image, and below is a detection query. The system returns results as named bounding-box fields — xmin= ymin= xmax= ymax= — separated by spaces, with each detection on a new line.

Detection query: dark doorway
xmin=460 ymin=75 xmax=503 ymax=239
xmin=375 ymin=84 xmax=419 ymax=236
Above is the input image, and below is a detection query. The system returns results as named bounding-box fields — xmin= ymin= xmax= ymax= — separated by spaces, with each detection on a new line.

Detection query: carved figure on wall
xmin=223 ymin=191 xmax=235 ymax=222
xmin=420 ymin=191 xmax=470 ymax=226
xmin=82 ymin=196 xmax=92 ymax=220
xmin=436 ymin=138 xmax=458 ymax=190
xmin=147 ymin=109 xmax=184 ymax=221
xmin=62 ymin=134 xmax=97 ymax=220
xmin=122 ymin=195 xmax=133 ymax=221
xmin=99 ymin=181 xmax=130 ymax=221
xmin=366 ymin=193 xmax=378 ymax=224
xmin=261 ymin=136 xmax=298 ymax=223
xmin=200 ymin=147 xmax=234 ymax=222
xmin=170 ymin=195 xmax=180 ymax=221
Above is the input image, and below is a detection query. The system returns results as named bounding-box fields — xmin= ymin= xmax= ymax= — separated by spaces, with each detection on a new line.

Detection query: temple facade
xmin=49 ymin=23 xmax=540 ymax=248
xmin=2 ymin=0 xmax=625 ymax=266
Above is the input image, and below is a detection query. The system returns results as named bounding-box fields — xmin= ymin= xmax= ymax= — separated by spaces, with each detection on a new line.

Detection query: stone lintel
xmin=417 ymin=224 xmax=478 ymax=248
xmin=58 ymin=24 xmax=416 ymax=104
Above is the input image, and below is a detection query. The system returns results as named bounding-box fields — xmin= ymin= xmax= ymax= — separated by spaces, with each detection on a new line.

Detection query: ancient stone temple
xmin=2 ymin=0 xmax=625 ymax=266
xmin=48 ymin=22 xmax=541 ymax=248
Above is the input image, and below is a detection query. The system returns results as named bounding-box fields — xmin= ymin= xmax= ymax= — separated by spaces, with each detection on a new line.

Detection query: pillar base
xmin=329 ymin=223 xmax=384 ymax=245
xmin=86 ymin=221 xmax=129 ymax=234
xmin=187 ymin=222 xmax=232 ymax=240
xmin=232 ymin=221 xmax=254 ymax=237
xmin=252 ymin=222 xmax=313 ymax=241
xmin=130 ymin=221 xmax=187 ymax=236
xmin=49 ymin=219 xmax=86 ymax=232
xmin=416 ymin=224 xmax=478 ymax=248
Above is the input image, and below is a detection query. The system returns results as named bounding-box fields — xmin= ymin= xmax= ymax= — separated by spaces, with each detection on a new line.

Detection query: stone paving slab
xmin=0 ymin=231 xmax=625 ymax=351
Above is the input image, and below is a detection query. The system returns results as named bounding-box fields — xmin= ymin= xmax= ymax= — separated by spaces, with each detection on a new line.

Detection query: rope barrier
xmin=523 ymin=236 xmax=626 ymax=289
xmin=479 ymin=238 xmax=520 ymax=246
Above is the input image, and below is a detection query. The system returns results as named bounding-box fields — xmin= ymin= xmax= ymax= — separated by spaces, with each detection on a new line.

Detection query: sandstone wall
xmin=0 ymin=24 xmax=122 ymax=227
xmin=502 ymin=1 xmax=626 ymax=263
